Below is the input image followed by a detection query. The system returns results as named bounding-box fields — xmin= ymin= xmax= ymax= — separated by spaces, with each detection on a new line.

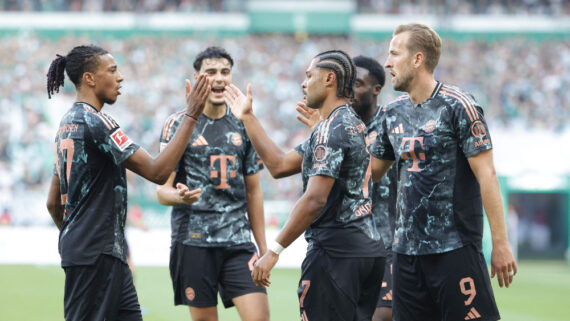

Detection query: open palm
xmin=224 ymin=83 xmax=253 ymax=121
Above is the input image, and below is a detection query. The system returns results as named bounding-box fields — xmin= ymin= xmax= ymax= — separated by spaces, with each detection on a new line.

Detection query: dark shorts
xmin=169 ymin=242 xmax=266 ymax=308
xmin=63 ymin=254 xmax=141 ymax=321
xmin=376 ymin=251 xmax=393 ymax=308
xmin=298 ymin=248 xmax=385 ymax=321
xmin=393 ymin=244 xmax=500 ymax=321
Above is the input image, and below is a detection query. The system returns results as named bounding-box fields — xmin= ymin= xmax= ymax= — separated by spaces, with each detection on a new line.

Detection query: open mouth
xmin=212 ymin=88 xmax=225 ymax=95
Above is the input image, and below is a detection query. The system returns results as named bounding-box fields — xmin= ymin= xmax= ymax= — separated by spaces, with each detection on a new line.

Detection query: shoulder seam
xmin=161 ymin=110 xmax=185 ymax=141
xmin=439 ymin=85 xmax=479 ymax=122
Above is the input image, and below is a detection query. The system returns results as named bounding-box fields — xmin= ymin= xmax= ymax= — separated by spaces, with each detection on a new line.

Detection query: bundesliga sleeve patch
xmin=313 ymin=144 xmax=327 ymax=162
xmin=110 ymin=128 xmax=133 ymax=151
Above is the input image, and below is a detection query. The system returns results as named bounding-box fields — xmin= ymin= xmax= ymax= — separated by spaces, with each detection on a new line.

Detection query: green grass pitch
xmin=0 ymin=260 xmax=568 ymax=320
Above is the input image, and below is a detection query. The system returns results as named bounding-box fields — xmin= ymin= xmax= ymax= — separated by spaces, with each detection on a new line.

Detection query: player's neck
xmin=203 ymin=101 xmax=227 ymax=119
xmin=408 ymin=73 xmax=438 ymax=105
xmin=318 ymin=96 xmax=350 ymax=120
xmin=76 ymin=92 xmax=103 ymax=112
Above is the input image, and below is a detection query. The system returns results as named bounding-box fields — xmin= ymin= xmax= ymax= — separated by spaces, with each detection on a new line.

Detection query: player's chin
xmin=209 ymin=96 xmax=226 ymax=106
xmin=105 ymin=96 xmax=118 ymax=105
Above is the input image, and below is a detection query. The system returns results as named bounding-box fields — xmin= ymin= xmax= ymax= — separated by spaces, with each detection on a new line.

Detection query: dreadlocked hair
xmin=314 ymin=50 xmax=356 ymax=99
xmin=46 ymin=45 xmax=108 ymax=99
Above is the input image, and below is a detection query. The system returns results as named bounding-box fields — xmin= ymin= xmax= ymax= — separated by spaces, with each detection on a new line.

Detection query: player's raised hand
xmin=490 ymin=242 xmax=517 ymax=288
xmin=251 ymin=251 xmax=279 ymax=288
xmin=176 ymin=183 xmax=202 ymax=205
xmin=295 ymin=101 xmax=320 ymax=130
xmin=185 ymin=74 xmax=210 ymax=119
xmin=224 ymin=83 xmax=253 ymax=121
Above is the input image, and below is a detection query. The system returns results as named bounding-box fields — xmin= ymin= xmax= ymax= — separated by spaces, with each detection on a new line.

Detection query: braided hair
xmin=314 ymin=50 xmax=356 ymax=99
xmin=46 ymin=45 xmax=108 ymax=99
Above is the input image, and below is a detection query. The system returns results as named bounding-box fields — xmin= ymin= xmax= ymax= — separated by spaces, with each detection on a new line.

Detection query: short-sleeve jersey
xmin=54 ymin=102 xmax=140 ymax=267
xmin=160 ymin=107 xmax=263 ymax=247
xmin=370 ymin=82 xmax=492 ymax=255
xmin=366 ymin=106 xmax=398 ymax=251
xmin=295 ymin=105 xmax=385 ymax=258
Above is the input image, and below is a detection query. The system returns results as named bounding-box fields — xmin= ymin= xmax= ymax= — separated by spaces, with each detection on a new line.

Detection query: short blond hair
xmin=394 ymin=23 xmax=442 ymax=73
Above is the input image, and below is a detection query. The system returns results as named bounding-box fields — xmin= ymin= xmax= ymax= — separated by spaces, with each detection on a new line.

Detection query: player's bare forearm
xmin=469 ymin=150 xmax=517 ymax=287
xmin=123 ymin=116 xmax=197 ymax=184
xmin=468 ymin=151 xmax=508 ymax=244
xmin=480 ymin=174 xmax=508 ymax=244
xmin=245 ymin=174 xmax=267 ymax=255
xmin=371 ymin=156 xmax=394 ymax=182
xmin=274 ymin=176 xmax=334 ymax=248
xmin=241 ymin=113 xmax=302 ymax=178
xmin=224 ymin=83 xmax=301 ymax=178
xmin=122 ymin=76 xmax=210 ymax=184
xmin=46 ymin=174 xmax=63 ymax=230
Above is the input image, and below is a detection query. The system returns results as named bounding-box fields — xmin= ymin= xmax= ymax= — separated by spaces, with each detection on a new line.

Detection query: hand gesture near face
xmin=295 ymin=101 xmax=320 ymax=130
xmin=185 ymin=74 xmax=211 ymax=119
xmin=223 ymin=84 xmax=253 ymax=121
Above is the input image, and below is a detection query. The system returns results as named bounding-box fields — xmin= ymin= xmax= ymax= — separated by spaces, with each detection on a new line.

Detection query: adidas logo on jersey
xmin=391 ymin=123 xmax=404 ymax=134
xmin=192 ymin=135 xmax=208 ymax=146
xmin=464 ymin=307 xmax=481 ymax=320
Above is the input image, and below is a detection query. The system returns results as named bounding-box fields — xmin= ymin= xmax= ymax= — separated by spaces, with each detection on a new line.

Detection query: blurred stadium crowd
xmin=0 ymin=0 xmax=568 ymax=15
xmin=0 ymin=32 xmax=568 ymax=226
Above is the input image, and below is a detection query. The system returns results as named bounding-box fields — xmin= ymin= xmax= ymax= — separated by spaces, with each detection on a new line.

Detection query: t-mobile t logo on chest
xmin=400 ymin=137 xmax=425 ymax=172
xmin=210 ymin=155 xmax=237 ymax=189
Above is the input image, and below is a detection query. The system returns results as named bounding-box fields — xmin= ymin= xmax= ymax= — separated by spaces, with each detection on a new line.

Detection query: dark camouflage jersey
xmin=53 ymin=102 xmax=140 ymax=267
xmin=295 ymin=104 xmax=385 ymax=258
xmin=366 ymin=106 xmax=398 ymax=251
xmin=370 ymin=82 xmax=492 ymax=255
xmin=160 ymin=107 xmax=263 ymax=247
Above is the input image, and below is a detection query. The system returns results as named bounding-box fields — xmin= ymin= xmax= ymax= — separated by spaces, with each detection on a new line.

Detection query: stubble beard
xmin=394 ymin=72 xmax=413 ymax=93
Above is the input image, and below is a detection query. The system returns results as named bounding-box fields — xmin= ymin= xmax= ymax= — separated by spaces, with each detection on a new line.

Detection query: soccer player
xmin=224 ymin=50 xmax=386 ymax=320
xmin=296 ymin=55 xmax=397 ymax=321
xmin=156 ymin=46 xmax=269 ymax=321
xmin=370 ymin=23 xmax=517 ymax=321
xmin=45 ymin=45 xmax=210 ymax=320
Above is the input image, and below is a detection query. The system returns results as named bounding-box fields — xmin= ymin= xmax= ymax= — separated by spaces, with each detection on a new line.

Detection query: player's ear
xmin=82 ymin=72 xmax=96 ymax=87
xmin=413 ymin=52 xmax=424 ymax=69
xmin=325 ymin=71 xmax=336 ymax=88
xmin=373 ymin=84 xmax=382 ymax=96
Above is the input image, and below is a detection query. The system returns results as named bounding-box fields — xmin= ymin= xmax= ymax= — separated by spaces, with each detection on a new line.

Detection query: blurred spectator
xmin=0 ymin=0 xmax=245 ymax=12
xmin=357 ymin=0 xmax=570 ymax=15
xmin=1 ymin=0 xmax=568 ymax=15
xmin=0 ymin=208 xmax=11 ymax=225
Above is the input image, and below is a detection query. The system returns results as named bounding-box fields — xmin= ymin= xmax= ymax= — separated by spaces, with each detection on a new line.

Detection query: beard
xmin=352 ymin=98 xmax=372 ymax=119
xmin=393 ymin=72 xmax=413 ymax=92
xmin=306 ymin=95 xmax=324 ymax=110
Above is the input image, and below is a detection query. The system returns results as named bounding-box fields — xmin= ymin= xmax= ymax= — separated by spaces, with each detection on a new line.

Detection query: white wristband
xmin=269 ymin=240 xmax=285 ymax=255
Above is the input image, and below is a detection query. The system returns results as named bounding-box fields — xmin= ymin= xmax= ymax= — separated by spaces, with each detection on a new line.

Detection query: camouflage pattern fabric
xmin=366 ymin=106 xmax=398 ymax=251
xmin=370 ymin=82 xmax=492 ymax=255
xmin=295 ymin=105 xmax=385 ymax=258
xmin=160 ymin=107 xmax=263 ymax=247
xmin=54 ymin=102 xmax=139 ymax=267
